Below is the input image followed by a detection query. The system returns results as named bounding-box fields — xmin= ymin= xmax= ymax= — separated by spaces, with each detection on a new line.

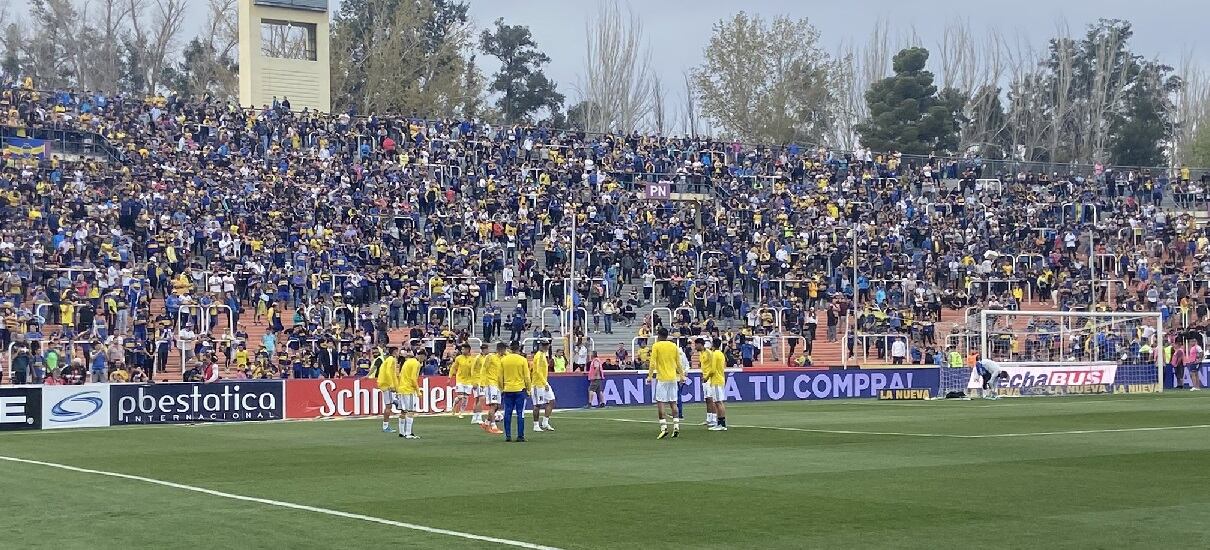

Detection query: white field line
xmin=567 ymin=417 xmax=1210 ymax=439
xmin=0 ymin=455 xmax=563 ymax=550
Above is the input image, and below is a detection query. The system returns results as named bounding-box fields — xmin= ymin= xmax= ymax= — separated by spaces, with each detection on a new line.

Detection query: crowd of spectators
xmin=1 ymin=79 xmax=1209 ymax=385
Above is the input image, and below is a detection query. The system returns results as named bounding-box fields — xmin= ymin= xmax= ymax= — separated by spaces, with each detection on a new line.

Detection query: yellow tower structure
xmin=238 ymin=0 xmax=330 ymax=112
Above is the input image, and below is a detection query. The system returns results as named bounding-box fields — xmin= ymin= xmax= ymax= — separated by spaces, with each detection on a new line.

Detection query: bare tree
xmin=84 ymin=0 xmax=137 ymax=91
xmin=144 ymin=0 xmax=187 ymax=93
xmin=1047 ymin=20 xmax=1075 ymax=162
xmin=22 ymin=0 xmax=87 ymax=88
xmin=576 ymin=0 xmax=653 ymax=133
xmin=1173 ymin=50 xmax=1210 ymax=166
xmin=828 ymin=45 xmax=860 ymax=150
xmin=936 ymin=19 xmax=1008 ymax=154
xmin=1083 ymin=25 xmax=1131 ymax=163
xmin=856 ymin=17 xmax=893 ymax=125
xmin=650 ymin=74 xmax=667 ymax=135
xmin=681 ymin=69 xmax=698 ymax=137
xmin=1004 ymin=33 xmax=1049 ymax=161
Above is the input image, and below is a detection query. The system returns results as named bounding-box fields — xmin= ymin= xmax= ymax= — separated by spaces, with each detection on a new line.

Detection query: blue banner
xmin=548 ymin=368 xmax=940 ymax=409
xmin=110 ymin=381 xmax=284 ymax=425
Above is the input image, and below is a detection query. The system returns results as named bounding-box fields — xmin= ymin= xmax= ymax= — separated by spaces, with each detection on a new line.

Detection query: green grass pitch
xmin=5 ymin=393 xmax=1210 ymax=549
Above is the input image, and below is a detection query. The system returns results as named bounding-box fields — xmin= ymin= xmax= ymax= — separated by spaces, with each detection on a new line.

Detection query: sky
xmin=10 ymin=0 xmax=1210 ymax=105
xmin=462 ymin=0 xmax=1210 ymax=101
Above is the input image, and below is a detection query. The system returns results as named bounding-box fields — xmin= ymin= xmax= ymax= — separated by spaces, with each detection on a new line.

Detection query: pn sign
xmin=645 ymin=182 xmax=670 ymax=200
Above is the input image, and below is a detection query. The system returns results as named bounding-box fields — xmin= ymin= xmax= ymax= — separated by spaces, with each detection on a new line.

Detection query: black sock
xmin=719 ymin=417 xmax=726 ymax=427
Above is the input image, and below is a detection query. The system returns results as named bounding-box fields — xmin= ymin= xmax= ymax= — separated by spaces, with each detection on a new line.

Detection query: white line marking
xmin=0 ymin=455 xmax=563 ymax=550
xmin=568 ymin=417 xmax=1210 ymax=439
xmin=972 ymin=424 xmax=1210 ymax=438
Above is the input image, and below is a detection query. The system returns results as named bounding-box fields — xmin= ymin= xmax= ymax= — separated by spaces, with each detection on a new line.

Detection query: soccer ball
xmin=494 ymin=411 xmax=504 ymax=422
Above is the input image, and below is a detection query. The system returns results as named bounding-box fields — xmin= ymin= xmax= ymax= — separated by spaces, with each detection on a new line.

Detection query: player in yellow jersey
xmin=469 ymin=343 xmax=490 ymax=425
xmin=395 ymin=348 xmax=425 ymax=439
xmin=450 ymin=343 xmax=476 ymax=418
xmin=696 ymin=338 xmax=718 ymax=428
xmin=647 ymin=328 xmax=687 ymax=439
xmin=696 ymin=338 xmax=729 ymax=431
xmin=530 ymin=340 xmax=556 ymax=432
xmin=709 ymin=346 xmax=729 ymax=430
xmin=375 ymin=346 xmax=399 ymax=433
xmin=499 ymin=341 xmax=533 ymax=442
xmin=479 ymin=342 xmax=506 ymax=434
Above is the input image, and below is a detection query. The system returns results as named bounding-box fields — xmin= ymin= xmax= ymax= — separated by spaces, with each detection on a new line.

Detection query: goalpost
xmin=939 ymin=309 xmax=1166 ymax=397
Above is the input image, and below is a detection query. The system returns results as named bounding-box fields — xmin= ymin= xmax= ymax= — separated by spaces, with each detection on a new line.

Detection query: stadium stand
xmin=1 ymin=82 xmax=1208 ymax=384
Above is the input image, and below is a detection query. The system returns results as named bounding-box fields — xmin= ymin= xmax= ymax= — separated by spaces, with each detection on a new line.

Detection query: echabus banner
xmin=111 ymin=381 xmax=284 ymax=425
xmin=966 ymin=364 xmax=1118 ymax=390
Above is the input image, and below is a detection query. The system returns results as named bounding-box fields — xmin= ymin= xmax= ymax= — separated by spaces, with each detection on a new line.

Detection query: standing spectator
xmin=601 ymin=300 xmax=615 ymax=334
xmin=826 ymin=303 xmax=840 ymax=343
xmin=317 ymin=341 xmax=338 ymax=379
xmin=739 ymin=337 xmax=757 ymax=369
xmin=574 ymin=341 xmax=589 ymax=372
xmin=1170 ymin=341 xmax=1186 ymax=389
xmin=11 ymin=346 xmax=31 ymax=385
xmin=180 ymin=325 xmax=198 ymax=364
xmin=890 ymin=337 xmax=907 ymax=365
xmin=1187 ymin=340 xmax=1203 ymax=390
xmin=89 ymin=345 xmax=108 ymax=383
xmin=502 ymin=266 xmax=515 ymax=298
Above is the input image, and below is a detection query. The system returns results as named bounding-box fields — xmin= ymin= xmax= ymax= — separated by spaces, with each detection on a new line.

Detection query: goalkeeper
xmin=976 ymin=358 xmax=1009 ymax=399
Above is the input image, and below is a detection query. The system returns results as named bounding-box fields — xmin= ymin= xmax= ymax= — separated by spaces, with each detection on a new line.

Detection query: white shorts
xmin=532 ymin=385 xmax=556 ymax=405
xmin=484 ymin=386 xmax=502 ymax=405
xmin=456 ymin=384 xmax=474 ymax=395
xmin=396 ymin=393 xmax=419 ymax=412
xmin=705 ymin=384 xmax=725 ymax=402
xmin=653 ymin=381 xmax=679 ymax=403
xmin=381 ymin=390 xmax=397 ymax=410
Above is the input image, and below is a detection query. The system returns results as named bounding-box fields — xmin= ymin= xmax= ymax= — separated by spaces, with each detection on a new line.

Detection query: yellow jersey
xmin=500 ymin=352 xmax=532 ymax=393
xmin=452 ymin=354 xmax=476 ymax=386
xmin=649 ymin=340 xmax=684 ymax=382
xmin=531 ymin=351 xmax=550 ymax=388
xmin=704 ymin=349 xmax=727 ymax=387
xmin=395 ymin=357 xmax=422 ymax=395
xmin=473 ymin=354 xmax=487 ymax=386
xmin=483 ymin=353 xmax=504 ymax=388
xmin=376 ymin=356 xmax=398 ymax=391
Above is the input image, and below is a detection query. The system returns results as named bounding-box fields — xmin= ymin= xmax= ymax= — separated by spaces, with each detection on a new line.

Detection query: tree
xmin=1174 ymin=52 xmax=1210 ymax=167
xmin=479 ymin=18 xmax=563 ymax=123
xmin=562 ymin=99 xmax=599 ymax=130
xmin=856 ymin=47 xmax=955 ymax=155
xmin=24 ymin=0 xmax=86 ymax=89
xmin=935 ymin=19 xmax=1009 ymax=155
xmin=576 ymin=0 xmax=652 ymax=133
xmin=1189 ymin=124 xmax=1210 ymax=168
xmin=162 ymin=0 xmax=237 ymax=99
xmin=1013 ymin=19 xmax=1177 ymax=164
xmin=331 ymin=0 xmax=481 ymax=115
xmin=1110 ymin=64 xmax=1176 ymax=166
xmin=127 ymin=0 xmax=188 ymax=94
xmin=692 ymin=12 xmax=834 ymax=144
xmin=650 ymin=74 xmax=667 ymax=135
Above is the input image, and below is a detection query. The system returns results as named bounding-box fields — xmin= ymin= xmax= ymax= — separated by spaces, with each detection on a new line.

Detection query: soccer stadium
xmin=3 ymin=1 xmax=1210 ymax=548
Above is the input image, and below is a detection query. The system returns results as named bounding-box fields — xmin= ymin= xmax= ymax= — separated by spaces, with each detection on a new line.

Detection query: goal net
xmin=939 ymin=309 xmax=1165 ymax=397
